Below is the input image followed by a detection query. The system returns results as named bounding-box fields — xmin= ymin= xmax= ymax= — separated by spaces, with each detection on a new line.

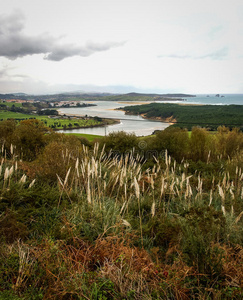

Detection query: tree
xmin=216 ymin=126 xmax=243 ymax=158
xmin=190 ymin=127 xmax=209 ymax=161
xmin=154 ymin=127 xmax=190 ymax=161
xmin=0 ymin=119 xmax=17 ymax=150
xmin=12 ymin=119 xmax=49 ymax=161
xmin=100 ymin=131 xmax=138 ymax=155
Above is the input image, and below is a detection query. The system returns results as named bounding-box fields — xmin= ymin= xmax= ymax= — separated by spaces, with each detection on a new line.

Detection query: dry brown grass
xmin=29 ymin=236 xmax=196 ymax=299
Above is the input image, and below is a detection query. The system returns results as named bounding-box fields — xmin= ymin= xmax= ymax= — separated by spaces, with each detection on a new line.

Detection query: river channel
xmin=58 ymin=101 xmax=170 ymax=136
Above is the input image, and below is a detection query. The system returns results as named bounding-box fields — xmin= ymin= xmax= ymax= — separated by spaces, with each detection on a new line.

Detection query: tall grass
xmin=50 ymin=143 xmax=243 ymax=248
xmin=0 ymin=141 xmax=243 ymax=299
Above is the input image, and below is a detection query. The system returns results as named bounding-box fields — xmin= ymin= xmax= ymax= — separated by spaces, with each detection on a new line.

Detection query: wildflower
xmin=163 ymin=271 xmax=168 ymax=277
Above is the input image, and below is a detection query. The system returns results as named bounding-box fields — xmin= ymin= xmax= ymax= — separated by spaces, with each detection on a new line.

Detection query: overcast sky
xmin=0 ymin=0 xmax=243 ymax=94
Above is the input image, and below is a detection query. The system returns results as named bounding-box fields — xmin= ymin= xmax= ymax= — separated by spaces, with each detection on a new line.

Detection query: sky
xmin=0 ymin=0 xmax=243 ymax=94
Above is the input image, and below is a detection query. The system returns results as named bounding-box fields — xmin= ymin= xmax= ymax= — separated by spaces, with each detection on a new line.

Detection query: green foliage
xmin=189 ymin=127 xmax=210 ymax=161
xmin=65 ymin=133 xmax=102 ymax=142
xmin=32 ymin=140 xmax=79 ymax=182
xmin=122 ymin=103 xmax=243 ymax=130
xmin=216 ymin=126 xmax=243 ymax=158
xmin=12 ymin=119 xmax=49 ymax=161
xmin=180 ymin=206 xmax=226 ymax=275
xmin=64 ymin=198 xmax=123 ymax=241
xmin=0 ymin=111 xmax=110 ymax=131
xmin=0 ymin=291 xmax=23 ymax=300
xmin=28 ymin=207 xmax=63 ymax=240
xmin=0 ymin=250 xmax=19 ymax=290
xmin=0 ymin=119 xmax=16 ymax=150
xmin=153 ymin=127 xmax=190 ymax=161
xmin=0 ymin=123 xmax=243 ymax=299
xmin=0 ymin=210 xmax=28 ymax=243
xmin=100 ymin=131 xmax=138 ymax=154
xmin=143 ymin=213 xmax=181 ymax=254
xmin=90 ymin=278 xmax=118 ymax=299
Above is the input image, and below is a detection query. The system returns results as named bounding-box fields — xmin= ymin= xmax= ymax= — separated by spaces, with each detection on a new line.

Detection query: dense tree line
xmin=122 ymin=103 xmax=243 ymax=131
xmin=0 ymin=119 xmax=242 ymax=164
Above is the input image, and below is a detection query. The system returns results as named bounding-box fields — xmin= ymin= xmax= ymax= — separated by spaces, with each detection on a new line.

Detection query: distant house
xmin=5 ymin=99 xmax=35 ymax=103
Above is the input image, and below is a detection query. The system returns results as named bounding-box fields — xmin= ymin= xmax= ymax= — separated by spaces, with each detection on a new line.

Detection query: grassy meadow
xmin=0 ymin=119 xmax=243 ymax=299
xmin=0 ymin=110 xmax=110 ymax=131
xmin=64 ymin=133 xmax=102 ymax=141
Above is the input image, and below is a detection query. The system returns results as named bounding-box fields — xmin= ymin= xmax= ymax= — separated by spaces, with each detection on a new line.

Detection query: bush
xmin=154 ymin=127 xmax=190 ymax=161
xmin=100 ymin=131 xmax=138 ymax=155
xmin=180 ymin=206 xmax=226 ymax=277
xmin=12 ymin=119 xmax=49 ymax=161
xmin=0 ymin=210 xmax=28 ymax=243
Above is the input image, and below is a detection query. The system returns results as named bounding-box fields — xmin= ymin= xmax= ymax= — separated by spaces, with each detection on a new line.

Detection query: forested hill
xmin=125 ymin=92 xmax=195 ymax=97
xmin=0 ymin=92 xmax=195 ymax=102
xmin=122 ymin=103 xmax=243 ymax=130
xmin=98 ymin=92 xmax=195 ymax=101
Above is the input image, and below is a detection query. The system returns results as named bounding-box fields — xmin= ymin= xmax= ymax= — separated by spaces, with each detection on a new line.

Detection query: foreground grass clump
xmin=0 ymin=129 xmax=243 ymax=299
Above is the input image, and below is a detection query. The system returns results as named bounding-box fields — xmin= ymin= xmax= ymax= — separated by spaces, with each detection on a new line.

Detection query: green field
xmin=0 ymin=111 xmax=35 ymax=119
xmin=64 ymin=132 xmax=102 ymax=141
xmin=0 ymin=110 xmax=105 ymax=130
xmin=0 ymin=102 xmax=23 ymax=108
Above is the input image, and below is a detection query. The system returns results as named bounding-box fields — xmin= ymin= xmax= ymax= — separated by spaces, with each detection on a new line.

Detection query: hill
xmin=0 ymin=92 xmax=195 ymax=102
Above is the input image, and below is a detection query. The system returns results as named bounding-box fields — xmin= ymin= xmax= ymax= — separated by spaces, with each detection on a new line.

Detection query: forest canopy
xmin=121 ymin=103 xmax=243 ymax=131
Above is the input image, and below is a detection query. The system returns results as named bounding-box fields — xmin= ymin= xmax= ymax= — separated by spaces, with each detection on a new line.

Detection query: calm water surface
xmin=59 ymin=101 xmax=170 ymax=136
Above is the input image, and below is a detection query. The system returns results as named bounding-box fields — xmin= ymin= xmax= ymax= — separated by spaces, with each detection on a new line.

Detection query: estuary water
xmin=58 ymin=94 xmax=243 ymax=136
xmin=58 ymin=101 xmax=170 ymax=136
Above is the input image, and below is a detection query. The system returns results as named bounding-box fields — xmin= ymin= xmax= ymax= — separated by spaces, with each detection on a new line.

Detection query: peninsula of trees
xmin=121 ymin=102 xmax=243 ymax=131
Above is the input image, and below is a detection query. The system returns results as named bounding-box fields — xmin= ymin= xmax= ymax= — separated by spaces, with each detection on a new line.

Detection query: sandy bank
xmin=117 ymin=101 xmax=152 ymax=105
xmin=140 ymin=113 xmax=176 ymax=124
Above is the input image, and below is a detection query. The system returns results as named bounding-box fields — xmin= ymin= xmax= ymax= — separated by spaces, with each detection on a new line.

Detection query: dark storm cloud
xmin=0 ymin=12 xmax=123 ymax=61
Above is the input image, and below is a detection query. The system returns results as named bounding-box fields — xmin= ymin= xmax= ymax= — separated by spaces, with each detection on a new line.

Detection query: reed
xmin=0 ymin=137 xmax=243 ymax=299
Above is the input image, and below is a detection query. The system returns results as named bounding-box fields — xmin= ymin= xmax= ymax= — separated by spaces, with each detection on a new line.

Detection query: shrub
xmin=12 ymin=119 xmax=49 ymax=161
xmin=100 ymin=131 xmax=138 ymax=155
xmin=180 ymin=206 xmax=226 ymax=277
xmin=154 ymin=127 xmax=190 ymax=161
xmin=0 ymin=210 xmax=28 ymax=243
